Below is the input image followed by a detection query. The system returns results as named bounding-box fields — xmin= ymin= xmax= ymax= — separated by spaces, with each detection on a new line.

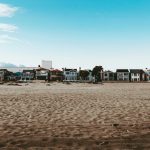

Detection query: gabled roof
xmin=0 ymin=69 xmax=13 ymax=75
xmin=104 ymin=70 xmax=114 ymax=73
xmin=116 ymin=69 xmax=129 ymax=72
xmin=36 ymin=67 xmax=49 ymax=71
xmin=130 ymin=69 xmax=145 ymax=74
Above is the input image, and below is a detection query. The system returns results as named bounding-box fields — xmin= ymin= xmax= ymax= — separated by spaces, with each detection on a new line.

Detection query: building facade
xmin=63 ymin=68 xmax=78 ymax=81
xmin=116 ymin=69 xmax=129 ymax=81
xmin=50 ymin=69 xmax=63 ymax=81
xmin=35 ymin=67 xmax=50 ymax=80
xmin=0 ymin=69 xmax=14 ymax=81
xmin=103 ymin=71 xmax=115 ymax=81
xmin=130 ymin=69 xmax=145 ymax=82
xmin=0 ymin=69 xmax=6 ymax=81
xmin=21 ymin=70 xmax=35 ymax=80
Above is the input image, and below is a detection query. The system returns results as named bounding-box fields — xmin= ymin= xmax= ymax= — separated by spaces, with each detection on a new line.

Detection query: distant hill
xmin=0 ymin=62 xmax=26 ymax=68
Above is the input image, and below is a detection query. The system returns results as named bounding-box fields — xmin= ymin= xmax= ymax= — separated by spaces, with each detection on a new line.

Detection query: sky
xmin=0 ymin=0 xmax=150 ymax=70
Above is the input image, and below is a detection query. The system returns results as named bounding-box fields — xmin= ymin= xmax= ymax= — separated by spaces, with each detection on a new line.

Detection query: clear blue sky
xmin=0 ymin=0 xmax=150 ymax=70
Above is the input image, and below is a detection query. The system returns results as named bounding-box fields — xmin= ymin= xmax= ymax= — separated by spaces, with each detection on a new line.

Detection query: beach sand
xmin=0 ymin=82 xmax=150 ymax=149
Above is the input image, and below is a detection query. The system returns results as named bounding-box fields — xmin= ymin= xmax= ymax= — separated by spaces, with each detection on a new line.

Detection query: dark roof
xmin=140 ymin=70 xmax=145 ymax=74
xmin=50 ymin=69 xmax=62 ymax=72
xmin=23 ymin=70 xmax=34 ymax=73
xmin=0 ymin=69 xmax=8 ymax=71
xmin=0 ymin=69 xmax=13 ymax=75
xmin=64 ymin=69 xmax=77 ymax=71
xmin=130 ymin=69 xmax=144 ymax=73
xmin=116 ymin=69 xmax=129 ymax=72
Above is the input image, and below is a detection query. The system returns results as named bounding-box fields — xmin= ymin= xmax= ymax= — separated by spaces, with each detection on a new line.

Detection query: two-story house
xmin=50 ymin=69 xmax=63 ymax=81
xmin=103 ymin=70 xmax=115 ymax=81
xmin=63 ymin=68 xmax=78 ymax=81
xmin=130 ymin=69 xmax=145 ymax=82
xmin=35 ymin=66 xmax=50 ymax=81
xmin=21 ymin=70 xmax=35 ymax=80
xmin=116 ymin=69 xmax=129 ymax=81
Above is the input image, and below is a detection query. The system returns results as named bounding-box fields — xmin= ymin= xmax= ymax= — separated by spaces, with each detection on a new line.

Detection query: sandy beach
xmin=0 ymin=82 xmax=150 ymax=149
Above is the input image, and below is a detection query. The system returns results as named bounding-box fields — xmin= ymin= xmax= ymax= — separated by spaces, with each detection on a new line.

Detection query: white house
xmin=21 ymin=70 xmax=35 ymax=80
xmin=130 ymin=69 xmax=145 ymax=82
xmin=103 ymin=71 xmax=115 ymax=81
xmin=116 ymin=69 xmax=129 ymax=81
xmin=63 ymin=68 xmax=77 ymax=81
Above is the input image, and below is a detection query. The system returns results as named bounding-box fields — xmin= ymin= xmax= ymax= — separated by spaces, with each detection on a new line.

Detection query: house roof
xmin=23 ymin=70 xmax=35 ymax=73
xmin=36 ymin=67 xmax=49 ymax=71
xmin=0 ymin=69 xmax=8 ymax=71
xmin=104 ymin=70 xmax=114 ymax=73
xmin=116 ymin=69 xmax=129 ymax=72
xmin=130 ymin=69 xmax=145 ymax=74
xmin=50 ymin=69 xmax=62 ymax=72
xmin=0 ymin=69 xmax=13 ymax=75
xmin=64 ymin=68 xmax=77 ymax=71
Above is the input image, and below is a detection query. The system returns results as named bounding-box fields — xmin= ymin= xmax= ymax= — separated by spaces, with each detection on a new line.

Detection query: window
xmin=124 ymin=78 xmax=128 ymax=81
xmin=124 ymin=73 xmax=128 ymax=76
xmin=109 ymin=73 xmax=113 ymax=77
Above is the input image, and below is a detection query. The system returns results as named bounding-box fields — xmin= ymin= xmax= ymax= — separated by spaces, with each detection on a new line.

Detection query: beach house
xmin=103 ymin=71 xmax=115 ymax=81
xmin=35 ymin=66 xmax=50 ymax=81
xmin=87 ymin=70 xmax=93 ymax=82
xmin=63 ymin=68 xmax=78 ymax=81
xmin=21 ymin=70 xmax=35 ymax=80
xmin=130 ymin=69 xmax=145 ymax=82
xmin=50 ymin=69 xmax=63 ymax=81
xmin=0 ymin=69 xmax=7 ymax=81
xmin=116 ymin=69 xmax=129 ymax=81
xmin=0 ymin=69 xmax=14 ymax=81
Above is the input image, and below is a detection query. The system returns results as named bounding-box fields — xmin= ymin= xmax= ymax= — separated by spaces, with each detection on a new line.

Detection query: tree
xmin=79 ymin=70 xmax=89 ymax=80
xmin=92 ymin=66 xmax=103 ymax=82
